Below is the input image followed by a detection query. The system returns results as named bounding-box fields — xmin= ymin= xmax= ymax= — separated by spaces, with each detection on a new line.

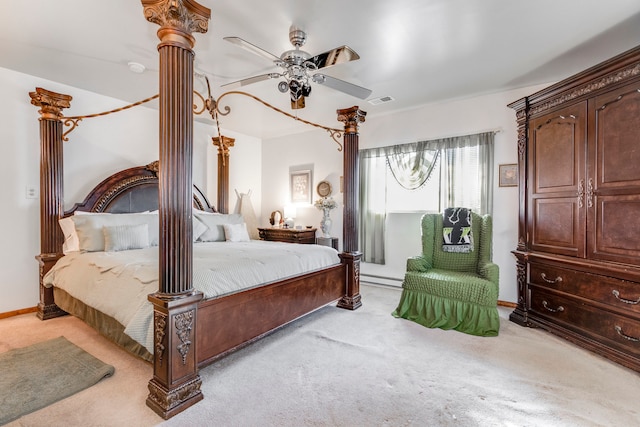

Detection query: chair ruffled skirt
xmin=392 ymin=288 xmax=500 ymax=337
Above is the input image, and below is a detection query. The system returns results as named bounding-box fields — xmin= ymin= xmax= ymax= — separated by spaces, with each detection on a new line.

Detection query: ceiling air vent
xmin=368 ymin=96 xmax=395 ymax=105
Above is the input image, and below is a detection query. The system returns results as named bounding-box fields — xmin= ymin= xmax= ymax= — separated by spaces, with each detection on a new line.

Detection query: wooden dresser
xmin=509 ymin=45 xmax=640 ymax=372
xmin=257 ymin=227 xmax=317 ymax=244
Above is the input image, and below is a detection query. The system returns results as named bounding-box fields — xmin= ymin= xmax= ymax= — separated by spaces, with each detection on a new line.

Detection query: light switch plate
xmin=26 ymin=185 xmax=38 ymax=199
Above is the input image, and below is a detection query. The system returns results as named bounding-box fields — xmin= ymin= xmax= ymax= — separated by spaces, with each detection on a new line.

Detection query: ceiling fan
xmin=222 ymin=26 xmax=372 ymax=109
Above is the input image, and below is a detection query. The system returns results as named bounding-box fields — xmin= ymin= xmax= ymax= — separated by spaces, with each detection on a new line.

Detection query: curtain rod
xmin=410 ymin=128 xmax=503 ymax=145
xmin=363 ymin=128 xmax=503 ymax=154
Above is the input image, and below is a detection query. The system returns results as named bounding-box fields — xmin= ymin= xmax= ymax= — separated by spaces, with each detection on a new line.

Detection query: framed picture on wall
xmin=499 ymin=164 xmax=518 ymax=187
xmin=290 ymin=169 xmax=312 ymax=204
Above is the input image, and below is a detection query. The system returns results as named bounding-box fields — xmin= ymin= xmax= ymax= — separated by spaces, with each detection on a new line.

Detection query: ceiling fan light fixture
xmin=312 ymin=74 xmax=326 ymax=84
xmin=288 ymin=27 xmax=307 ymax=48
xmin=281 ymin=49 xmax=310 ymax=65
xmin=223 ymin=28 xmax=371 ymax=109
xmin=289 ymin=79 xmax=305 ymax=101
xmin=291 ymin=95 xmax=305 ymax=110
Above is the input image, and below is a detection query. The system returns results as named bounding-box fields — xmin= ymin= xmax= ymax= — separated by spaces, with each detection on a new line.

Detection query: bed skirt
xmin=53 ymin=287 xmax=153 ymax=362
xmin=392 ymin=289 xmax=500 ymax=337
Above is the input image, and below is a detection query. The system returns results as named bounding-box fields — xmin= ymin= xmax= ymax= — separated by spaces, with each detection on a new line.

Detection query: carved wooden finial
xmin=212 ymin=136 xmax=235 ymax=156
xmin=141 ymin=0 xmax=210 ymax=47
xmin=146 ymin=160 xmax=160 ymax=176
xmin=212 ymin=136 xmax=235 ymax=167
xmin=337 ymin=106 xmax=366 ymax=134
xmin=29 ymin=88 xmax=72 ymax=120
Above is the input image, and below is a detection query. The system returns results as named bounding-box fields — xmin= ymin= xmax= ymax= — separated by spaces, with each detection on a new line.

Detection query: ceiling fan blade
xmin=223 ymin=36 xmax=281 ymax=63
xmin=312 ymin=74 xmax=372 ymax=99
xmin=221 ymin=73 xmax=280 ymax=89
xmin=309 ymin=46 xmax=360 ymax=69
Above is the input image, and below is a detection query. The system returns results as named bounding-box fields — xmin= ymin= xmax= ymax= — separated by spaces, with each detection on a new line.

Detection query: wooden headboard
xmin=66 ymin=161 xmax=215 ymax=215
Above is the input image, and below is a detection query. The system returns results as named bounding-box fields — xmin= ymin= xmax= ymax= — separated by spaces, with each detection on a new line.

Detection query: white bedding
xmin=43 ymin=240 xmax=340 ymax=354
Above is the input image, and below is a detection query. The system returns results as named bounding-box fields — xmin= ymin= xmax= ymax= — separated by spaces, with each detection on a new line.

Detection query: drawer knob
xmin=612 ymin=290 xmax=640 ymax=305
xmin=542 ymin=300 xmax=564 ymax=313
xmin=614 ymin=325 xmax=640 ymax=342
xmin=541 ymin=273 xmax=562 ymax=284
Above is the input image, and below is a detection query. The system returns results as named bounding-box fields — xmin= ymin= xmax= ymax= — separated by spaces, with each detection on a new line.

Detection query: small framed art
xmin=499 ymin=164 xmax=518 ymax=187
xmin=290 ymin=169 xmax=312 ymax=204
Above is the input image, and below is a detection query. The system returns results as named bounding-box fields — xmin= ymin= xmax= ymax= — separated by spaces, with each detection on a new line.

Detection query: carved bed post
xmin=336 ymin=106 xmax=366 ymax=310
xmin=212 ymin=135 xmax=235 ymax=214
xmin=141 ymin=0 xmax=211 ymax=419
xmin=29 ymin=88 xmax=72 ymax=320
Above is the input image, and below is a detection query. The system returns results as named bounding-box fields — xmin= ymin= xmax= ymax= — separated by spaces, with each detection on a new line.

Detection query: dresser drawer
xmin=529 ymin=263 xmax=640 ymax=315
xmin=530 ymin=289 xmax=640 ymax=358
xmin=257 ymin=227 xmax=316 ymax=244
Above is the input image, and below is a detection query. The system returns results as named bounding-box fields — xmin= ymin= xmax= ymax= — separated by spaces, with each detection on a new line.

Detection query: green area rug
xmin=0 ymin=336 xmax=114 ymax=425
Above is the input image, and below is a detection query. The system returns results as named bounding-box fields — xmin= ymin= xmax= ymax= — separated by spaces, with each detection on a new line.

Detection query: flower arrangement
xmin=314 ymin=196 xmax=337 ymax=210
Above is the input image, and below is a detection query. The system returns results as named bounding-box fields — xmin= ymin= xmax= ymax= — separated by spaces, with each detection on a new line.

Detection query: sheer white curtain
xmin=359 ymin=149 xmax=388 ymax=264
xmin=359 ymin=132 xmax=494 ymax=265
xmin=439 ymin=132 xmax=494 ymax=215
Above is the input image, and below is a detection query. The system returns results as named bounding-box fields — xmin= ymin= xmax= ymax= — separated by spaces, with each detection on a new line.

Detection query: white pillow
xmin=192 ymin=215 xmax=208 ymax=242
xmin=59 ymin=210 xmax=106 ymax=254
xmin=223 ymin=223 xmax=250 ymax=242
xmin=103 ymin=223 xmax=150 ymax=252
xmin=72 ymin=212 xmax=159 ymax=252
xmin=195 ymin=212 xmax=244 ymax=242
xmin=58 ymin=216 xmax=80 ymax=254
xmin=62 ymin=210 xmax=207 ymax=251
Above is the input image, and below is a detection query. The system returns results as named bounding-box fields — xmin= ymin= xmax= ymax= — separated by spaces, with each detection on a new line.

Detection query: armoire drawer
xmin=529 ymin=263 xmax=640 ymax=315
xmin=530 ymin=289 xmax=640 ymax=357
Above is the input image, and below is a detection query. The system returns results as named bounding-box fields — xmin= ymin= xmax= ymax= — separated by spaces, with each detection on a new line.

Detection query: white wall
xmin=261 ymin=131 xmax=344 ymax=244
xmin=0 ymin=67 xmax=42 ymax=313
xmin=262 ymin=85 xmax=551 ymax=303
xmin=0 ymin=66 xmax=260 ymax=313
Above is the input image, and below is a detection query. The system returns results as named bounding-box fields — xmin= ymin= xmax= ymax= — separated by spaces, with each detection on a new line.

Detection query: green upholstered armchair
xmin=392 ymin=212 xmax=500 ymax=336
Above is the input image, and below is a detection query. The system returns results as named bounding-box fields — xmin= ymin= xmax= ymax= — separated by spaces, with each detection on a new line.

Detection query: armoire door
xmin=528 ymin=102 xmax=587 ymax=257
xmin=588 ymin=82 xmax=640 ymax=264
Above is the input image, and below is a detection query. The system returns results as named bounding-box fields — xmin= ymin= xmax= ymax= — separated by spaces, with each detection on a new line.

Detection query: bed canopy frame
xmin=29 ymin=0 xmax=365 ymax=419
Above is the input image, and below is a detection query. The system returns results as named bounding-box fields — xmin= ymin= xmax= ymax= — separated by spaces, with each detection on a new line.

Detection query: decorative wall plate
xmin=317 ymin=180 xmax=332 ymax=197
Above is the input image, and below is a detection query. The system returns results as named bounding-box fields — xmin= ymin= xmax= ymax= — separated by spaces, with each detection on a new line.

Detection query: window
xmin=385 ymin=161 xmax=440 ymax=212
xmin=359 ymin=132 xmax=494 ymax=264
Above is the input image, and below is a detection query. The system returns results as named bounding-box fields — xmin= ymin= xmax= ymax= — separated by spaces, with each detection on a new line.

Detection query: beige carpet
xmin=2 ymin=284 xmax=640 ymax=426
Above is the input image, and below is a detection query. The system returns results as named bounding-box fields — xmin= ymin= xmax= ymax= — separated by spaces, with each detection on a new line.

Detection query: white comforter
xmin=43 ymin=240 xmax=340 ymax=354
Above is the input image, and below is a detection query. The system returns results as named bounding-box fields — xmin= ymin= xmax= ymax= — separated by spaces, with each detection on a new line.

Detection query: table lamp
xmin=283 ymin=205 xmax=296 ymax=229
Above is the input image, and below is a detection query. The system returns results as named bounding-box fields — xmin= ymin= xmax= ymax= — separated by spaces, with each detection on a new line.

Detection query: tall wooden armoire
xmin=509 ymin=45 xmax=640 ymax=372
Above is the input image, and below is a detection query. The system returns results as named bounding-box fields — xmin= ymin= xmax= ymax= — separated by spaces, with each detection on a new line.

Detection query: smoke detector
xmin=127 ymin=62 xmax=146 ymax=74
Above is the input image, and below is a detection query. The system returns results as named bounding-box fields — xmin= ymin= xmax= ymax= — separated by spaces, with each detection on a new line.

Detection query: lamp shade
xmin=284 ymin=205 xmax=296 ymax=219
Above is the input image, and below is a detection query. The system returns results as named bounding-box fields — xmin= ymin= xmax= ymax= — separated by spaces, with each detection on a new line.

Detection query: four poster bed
xmin=29 ymin=0 xmax=366 ymax=420
xmin=41 ymin=162 xmax=349 ymax=364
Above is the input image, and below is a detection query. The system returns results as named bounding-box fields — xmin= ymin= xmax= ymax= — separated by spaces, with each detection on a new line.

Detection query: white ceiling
xmin=3 ymin=0 xmax=640 ymax=139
